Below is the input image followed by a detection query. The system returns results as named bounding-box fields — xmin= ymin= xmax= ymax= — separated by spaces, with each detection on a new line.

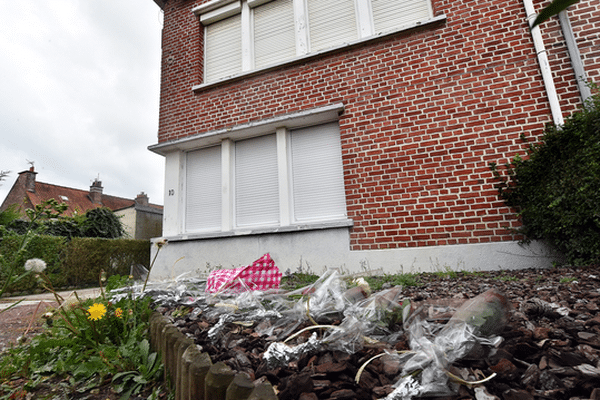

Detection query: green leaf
xmin=531 ymin=0 xmax=579 ymax=28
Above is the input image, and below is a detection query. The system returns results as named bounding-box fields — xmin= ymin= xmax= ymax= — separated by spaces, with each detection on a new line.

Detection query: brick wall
xmin=156 ymin=0 xmax=600 ymax=251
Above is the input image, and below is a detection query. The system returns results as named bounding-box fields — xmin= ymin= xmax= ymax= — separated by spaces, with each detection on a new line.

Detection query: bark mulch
xmin=159 ymin=265 xmax=600 ymax=400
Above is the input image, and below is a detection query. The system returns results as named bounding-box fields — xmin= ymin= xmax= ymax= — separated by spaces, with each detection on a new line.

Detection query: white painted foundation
xmin=148 ymin=227 xmax=564 ymax=281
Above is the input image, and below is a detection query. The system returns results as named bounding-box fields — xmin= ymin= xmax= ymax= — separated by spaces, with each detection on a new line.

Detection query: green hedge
xmin=0 ymin=234 xmax=66 ymax=293
xmin=62 ymin=238 xmax=150 ymax=287
xmin=0 ymin=235 xmax=150 ymax=294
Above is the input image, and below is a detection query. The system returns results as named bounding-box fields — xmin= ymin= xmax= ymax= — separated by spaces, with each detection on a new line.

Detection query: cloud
xmin=0 ymin=0 xmax=164 ymax=205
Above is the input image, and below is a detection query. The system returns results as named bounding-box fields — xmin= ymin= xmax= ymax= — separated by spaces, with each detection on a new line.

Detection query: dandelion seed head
xmin=24 ymin=258 xmax=47 ymax=273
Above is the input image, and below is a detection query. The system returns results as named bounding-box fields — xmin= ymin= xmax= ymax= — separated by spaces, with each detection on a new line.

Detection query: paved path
xmin=0 ymin=287 xmax=103 ymax=310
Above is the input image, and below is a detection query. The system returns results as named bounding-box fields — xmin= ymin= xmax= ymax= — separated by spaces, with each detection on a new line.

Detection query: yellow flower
xmin=87 ymin=303 xmax=107 ymax=321
xmin=114 ymin=308 xmax=123 ymax=318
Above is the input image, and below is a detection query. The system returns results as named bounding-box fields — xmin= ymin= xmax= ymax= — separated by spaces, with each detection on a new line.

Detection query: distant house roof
xmin=0 ymin=167 xmax=162 ymax=217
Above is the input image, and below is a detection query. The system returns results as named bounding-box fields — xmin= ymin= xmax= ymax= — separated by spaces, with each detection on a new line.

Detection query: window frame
xmin=181 ymin=120 xmax=350 ymax=236
xmin=194 ymin=0 xmax=442 ymax=88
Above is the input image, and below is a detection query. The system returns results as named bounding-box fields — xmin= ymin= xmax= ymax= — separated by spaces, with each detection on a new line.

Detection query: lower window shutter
xmin=291 ymin=122 xmax=347 ymax=222
xmin=186 ymin=146 xmax=222 ymax=232
xmin=235 ymin=134 xmax=280 ymax=227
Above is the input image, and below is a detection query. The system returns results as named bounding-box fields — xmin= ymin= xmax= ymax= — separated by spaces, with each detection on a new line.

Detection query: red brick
xmin=156 ymin=0 xmax=599 ymax=251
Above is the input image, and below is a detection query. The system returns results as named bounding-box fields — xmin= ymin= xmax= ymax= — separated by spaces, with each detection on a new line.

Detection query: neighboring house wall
xmin=148 ymin=0 xmax=598 ymax=279
xmin=115 ymin=192 xmax=164 ymax=240
xmin=134 ymin=206 xmax=163 ymax=240
xmin=116 ymin=207 xmax=138 ymax=238
xmin=116 ymin=206 xmax=163 ymax=240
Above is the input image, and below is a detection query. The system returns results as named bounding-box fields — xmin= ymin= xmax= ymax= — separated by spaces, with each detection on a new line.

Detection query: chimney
xmin=19 ymin=166 xmax=37 ymax=193
xmin=135 ymin=192 xmax=149 ymax=207
xmin=90 ymin=178 xmax=103 ymax=205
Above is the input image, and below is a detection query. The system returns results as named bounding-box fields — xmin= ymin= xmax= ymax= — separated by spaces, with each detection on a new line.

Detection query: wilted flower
xmin=24 ymin=258 xmax=47 ymax=273
xmin=155 ymin=238 xmax=168 ymax=248
xmin=114 ymin=308 xmax=123 ymax=318
xmin=87 ymin=303 xmax=107 ymax=321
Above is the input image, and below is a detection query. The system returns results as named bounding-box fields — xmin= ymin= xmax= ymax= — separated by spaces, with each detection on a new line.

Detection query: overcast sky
xmin=0 ymin=1 xmax=164 ymax=206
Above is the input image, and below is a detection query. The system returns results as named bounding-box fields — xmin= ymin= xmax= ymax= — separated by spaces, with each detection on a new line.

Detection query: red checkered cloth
xmin=205 ymin=253 xmax=282 ymax=293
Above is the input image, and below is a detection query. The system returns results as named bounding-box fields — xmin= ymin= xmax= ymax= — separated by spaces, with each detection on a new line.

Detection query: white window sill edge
xmin=148 ymin=102 xmax=345 ymax=155
xmin=162 ymin=218 xmax=354 ymax=242
xmin=193 ymin=14 xmax=447 ymax=92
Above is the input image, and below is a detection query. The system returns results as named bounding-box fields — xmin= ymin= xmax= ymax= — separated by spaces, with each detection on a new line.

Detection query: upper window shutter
xmin=253 ymin=0 xmax=296 ymax=69
xmin=306 ymin=0 xmax=358 ymax=52
xmin=205 ymin=13 xmax=242 ymax=82
xmin=290 ymin=122 xmax=347 ymax=222
xmin=235 ymin=134 xmax=280 ymax=227
xmin=371 ymin=0 xmax=431 ymax=34
xmin=186 ymin=146 xmax=222 ymax=232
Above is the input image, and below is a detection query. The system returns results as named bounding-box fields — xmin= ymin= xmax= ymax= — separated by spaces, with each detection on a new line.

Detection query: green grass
xmin=280 ymin=272 xmax=321 ymax=290
xmin=494 ymin=274 xmax=519 ymax=282
xmin=559 ymin=276 xmax=578 ymax=283
xmin=279 ymin=271 xmax=422 ymax=293
xmin=364 ymin=273 xmax=421 ymax=292
xmin=432 ymin=267 xmax=459 ymax=280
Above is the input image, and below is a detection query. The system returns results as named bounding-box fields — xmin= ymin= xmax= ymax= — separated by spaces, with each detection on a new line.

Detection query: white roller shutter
xmin=205 ymin=13 xmax=242 ymax=82
xmin=253 ymin=0 xmax=296 ymax=69
xmin=371 ymin=0 xmax=431 ymax=34
xmin=290 ymin=122 xmax=347 ymax=222
xmin=186 ymin=146 xmax=222 ymax=232
xmin=306 ymin=0 xmax=358 ymax=52
xmin=235 ymin=134 xmax=280 ymax=227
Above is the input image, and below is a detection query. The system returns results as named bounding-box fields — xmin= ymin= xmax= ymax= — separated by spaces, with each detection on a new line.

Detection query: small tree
xmin=490 ymin=88 xmax=600 ymax=265
xmin=81 ymin=207 xmax=125 ymax=239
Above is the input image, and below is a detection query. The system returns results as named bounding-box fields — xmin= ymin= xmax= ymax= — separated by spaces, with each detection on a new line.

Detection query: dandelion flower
xmin=88 ymin=303 xmax=107 ymax=321
xmin=24 ymin=258 xmax=47 ymax=273
xmin=114 ymin=308 xmax=123 ymax=318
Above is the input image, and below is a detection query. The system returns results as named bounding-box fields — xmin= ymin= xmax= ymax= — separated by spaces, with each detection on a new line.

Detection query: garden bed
xmin=154 ymin=265 xmax=600 ymax=399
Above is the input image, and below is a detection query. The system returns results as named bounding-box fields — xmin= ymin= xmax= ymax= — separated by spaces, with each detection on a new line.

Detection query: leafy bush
xmin=0 ymin=204 xmax=20 ymax=227
xmin=490 ymin=89 xmax=600 ymax=265
xmin=43 ymin=217 xmax=83 ymax=239
xmin=81 ymin=207 xmax=125 ymax=239
xmin=1 ymin=204 xmax=124 ymax=239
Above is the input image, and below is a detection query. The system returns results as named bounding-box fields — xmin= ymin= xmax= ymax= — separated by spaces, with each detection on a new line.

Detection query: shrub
xmin=1 ymin=205 xmax=124 ymax=239
xmin=490 ymin=89 xmax=600 ymax=265
xmin=81 ymin=207 xmax=125 ymax=239
xmin=0 ymin=236 xmax=150 ymax=293
xmin=62 ymin=238 xmax=150 ymax=287
xmin=43 ymin=218 xmax=82 ymax=239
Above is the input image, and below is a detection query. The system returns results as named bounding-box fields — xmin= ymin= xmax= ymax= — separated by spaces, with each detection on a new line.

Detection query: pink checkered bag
xmin=205 ymin=253 xmax=282 ymax=293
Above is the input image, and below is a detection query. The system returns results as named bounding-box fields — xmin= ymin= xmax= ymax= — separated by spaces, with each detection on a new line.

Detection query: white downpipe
xmin=523 ymin=0 xmax=564 ymax=126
